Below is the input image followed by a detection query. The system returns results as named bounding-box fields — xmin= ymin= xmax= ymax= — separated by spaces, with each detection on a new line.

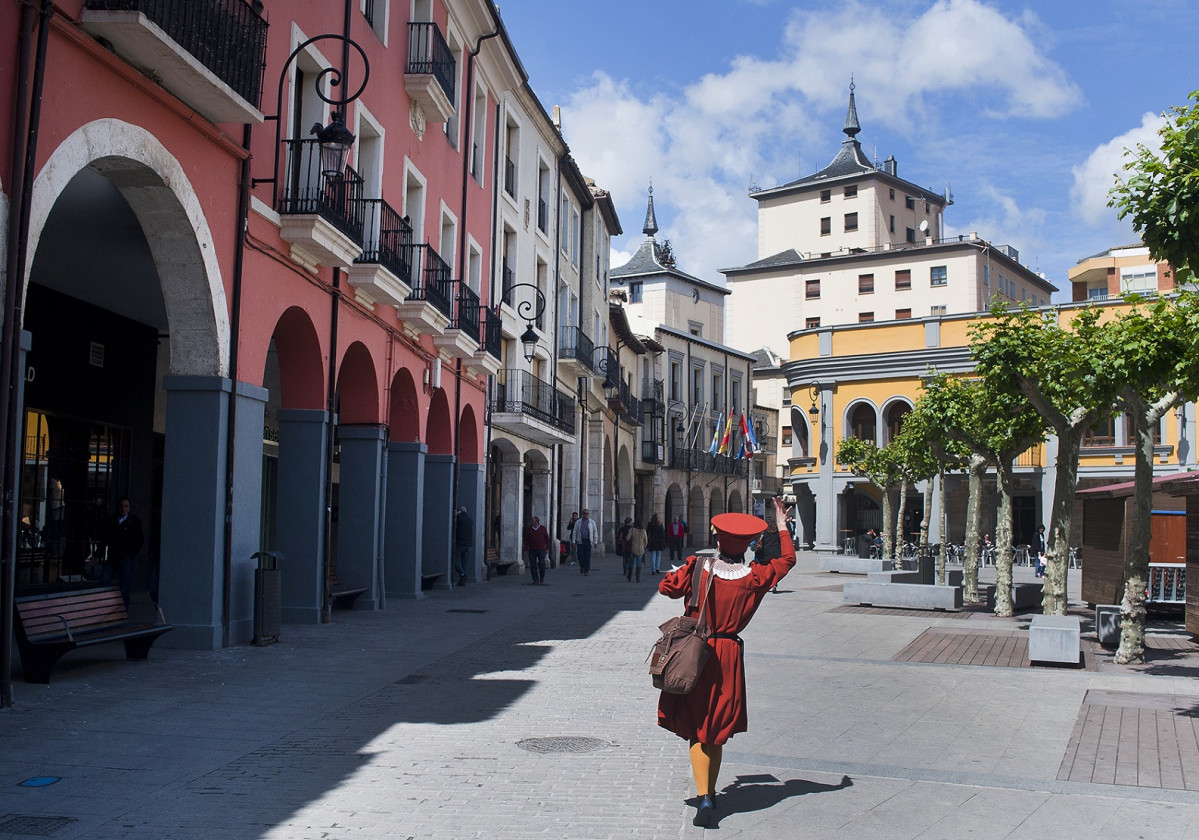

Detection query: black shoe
xmin=693 ymin=795 xmax=714 ymax=827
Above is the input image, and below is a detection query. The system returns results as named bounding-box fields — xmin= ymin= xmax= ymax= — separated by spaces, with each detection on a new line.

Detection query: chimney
xmin=884 ymin=155 xmax=897 ymax=176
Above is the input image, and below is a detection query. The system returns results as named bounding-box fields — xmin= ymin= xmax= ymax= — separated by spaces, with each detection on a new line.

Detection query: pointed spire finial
xmin=643 ymin=182 xmax=659 ymax=237
xmin=843 ymin=78 xmax=861 ymax=139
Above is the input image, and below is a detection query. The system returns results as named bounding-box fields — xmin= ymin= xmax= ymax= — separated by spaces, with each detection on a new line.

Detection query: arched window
xmin=849 ymin=403 xmax=876 ymax=444
xmin=884 ymin=401 xmax=911 ymax=444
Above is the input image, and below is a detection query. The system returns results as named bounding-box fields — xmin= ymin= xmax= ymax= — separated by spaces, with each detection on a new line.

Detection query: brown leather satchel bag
xmin=649 ymin=559 xmax=714 ymax=694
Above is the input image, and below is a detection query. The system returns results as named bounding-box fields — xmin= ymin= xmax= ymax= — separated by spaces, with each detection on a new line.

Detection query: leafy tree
xmin=971 ymin=306 xmax=1120 ymax=615
xmin=836 ymin=436 xmax=901 ymax=561
xmin=1102 ymin=294 xmax=1199 ymax=662
xmin=887 ymin=410 xmax=942 ymax=567
xmin=919 ymin=373 xmax=1045 ymax=613
xmin=1110 ymin=91 xmax=1199 ymax=284
xmin=897 ymin=396 xmax=967 ymax=584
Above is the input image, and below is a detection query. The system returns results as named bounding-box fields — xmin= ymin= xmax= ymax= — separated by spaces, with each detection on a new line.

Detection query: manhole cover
xmin=516 ymin=737 xmax=610 ymax=754
xmin=0 ymin=815 xmax=76 ymax=836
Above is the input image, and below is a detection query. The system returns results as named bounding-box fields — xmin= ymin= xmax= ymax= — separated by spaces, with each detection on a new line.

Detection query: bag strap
xmin=687 ymin=558 xmax=715 ymax=635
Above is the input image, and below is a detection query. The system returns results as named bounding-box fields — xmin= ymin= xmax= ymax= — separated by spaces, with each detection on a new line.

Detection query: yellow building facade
xmin=782 ymin=303 xmax=1197 ymax=552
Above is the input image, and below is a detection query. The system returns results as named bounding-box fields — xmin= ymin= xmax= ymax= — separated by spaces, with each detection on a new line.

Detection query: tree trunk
xmin=1115 ymin=397 xmax=1169 ymax=664
xmin=894 ymin=477 xmax=908 ymax=567
xmin=936 ymin=470 xmax=946 ymax=586
xmin=1042 ymin=431 xmax=1082 ymax=616
xmin=879 ymin=482 xmax=894 ymax=565
xmin=963 ymin=455 xmax=987 ymax=603
xmin=993 ymin=460 xmax=1016 ymax=618
xmin=920 ymin=478 xmax=931 ymax=550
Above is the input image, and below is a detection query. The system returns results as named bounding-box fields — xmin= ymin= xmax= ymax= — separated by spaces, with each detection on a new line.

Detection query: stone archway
xmin=21 ymin=124 xmax=236 ymax=648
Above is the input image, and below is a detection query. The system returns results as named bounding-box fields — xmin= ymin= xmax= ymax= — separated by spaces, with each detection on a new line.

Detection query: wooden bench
xmin=14 ymin=586 xmax=173 ymax=684
xmin=485 ymin=547 xmax=514 ymax=577
xmin=328 ymin=569 xmax=367 ymax=610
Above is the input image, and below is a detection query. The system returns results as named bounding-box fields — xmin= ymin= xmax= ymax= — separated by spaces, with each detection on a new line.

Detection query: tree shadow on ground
xmin=690 ymin=772 xmax=853 ymax=827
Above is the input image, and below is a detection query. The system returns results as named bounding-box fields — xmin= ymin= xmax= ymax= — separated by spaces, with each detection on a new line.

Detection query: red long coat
xmin=656 ymin=530 xmax=796 ymax=745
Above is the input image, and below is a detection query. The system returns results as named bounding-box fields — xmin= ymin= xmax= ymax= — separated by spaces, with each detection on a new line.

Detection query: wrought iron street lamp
xmin=501 ymin=283 xmax=546 ymax=362
xmin=808 ymin=382 xmax=821 ymax=419
xmin=312 ymin=111 xmax=356 ymax=178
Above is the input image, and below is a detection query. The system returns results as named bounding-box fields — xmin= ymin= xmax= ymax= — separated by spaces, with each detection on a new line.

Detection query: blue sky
xmin=496 ymin=0 xmax=1195 ymax=299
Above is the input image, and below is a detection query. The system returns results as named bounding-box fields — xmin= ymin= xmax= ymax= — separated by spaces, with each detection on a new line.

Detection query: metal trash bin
xmin=252 ymin=550 xmax=282 ymax=646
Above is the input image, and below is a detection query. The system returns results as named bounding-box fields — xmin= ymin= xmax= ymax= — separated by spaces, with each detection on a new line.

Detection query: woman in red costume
xmin=657 ymin=497 xmax=795 ymax=827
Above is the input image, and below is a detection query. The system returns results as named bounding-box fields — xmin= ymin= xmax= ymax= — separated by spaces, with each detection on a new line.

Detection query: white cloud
xmin=559 ymin=0 xmax=1080 ymax=285
xmin=1071 ymin=112 xmax=1165 ymax=230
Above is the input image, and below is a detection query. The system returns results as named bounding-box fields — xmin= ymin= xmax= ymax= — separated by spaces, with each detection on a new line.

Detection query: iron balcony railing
xmin=480 ymin=306 xmax=502 ymax=359
xmin=558 ymin=326 xmax=595 ymax=372
xmin=504 ymin=156 xmax=517 ymax=198
xmin=670 ymin=446 xmax=750 ymax=477
xmin=627 ymin=395 xmax=643 ymax=426
xmin=85 ymin=0 xmax=268 ymax=108
xmin=493 ymin=369 xmax=576 ymax=434
xmin=454 ymin=283 xmax=481 ymax=338
xmin=354 ymin=198 xmax=413 ymax=284
xmin=279 ymin=139 xmax=366 ymax=243
xmin=407 ymin=21 xmax=455 ymax=103
xmin=407 ymin=244 xmax=454 ymax=320
xmin=641 ymin=439 xmax=665 ymax=464
xmin=641 ymin=377 xmax=664 ymax=404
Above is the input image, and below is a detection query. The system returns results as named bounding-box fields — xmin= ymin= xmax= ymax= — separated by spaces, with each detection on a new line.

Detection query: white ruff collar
xmin=707 ymin=558 xmax=752 ymax=580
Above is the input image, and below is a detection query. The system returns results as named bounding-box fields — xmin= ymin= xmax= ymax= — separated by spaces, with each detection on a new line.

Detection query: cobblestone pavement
xmin=5 ymin=553 xmax=1199 ymax=839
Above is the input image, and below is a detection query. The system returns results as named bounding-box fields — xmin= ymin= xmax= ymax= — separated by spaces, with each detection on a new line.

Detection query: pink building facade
xmin=0 ymin=0 xmax=573 ymax=650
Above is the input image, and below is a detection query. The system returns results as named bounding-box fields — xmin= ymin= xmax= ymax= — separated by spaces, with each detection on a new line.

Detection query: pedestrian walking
xmin=575 ymin=509 xmax=599 ymax=575
xmin=523 ymin=515 xmax=551 ymax=585
xmin=626 ymin=520 xmax=648 ymax=582
xmin=100 ymin=497 xmax=144 ymax=609
xmin=563 ymin=511 xmax=579 ymax=565
xmin=667 ymin=515 xmax=687 ymax=565
xmin=646 ymin=513 xmax=666 ymax=574
xmin=453 ymin=505 xmax=474 ymax=587
xmin=656 ymin=497 xmax=795 ymax=827
xmin=1033 ymin=524 xmax=1047 ymax=577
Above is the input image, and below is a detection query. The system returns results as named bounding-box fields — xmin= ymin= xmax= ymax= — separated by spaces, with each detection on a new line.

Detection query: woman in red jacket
xmin=656 ymin=497 xmax=795 ymax=827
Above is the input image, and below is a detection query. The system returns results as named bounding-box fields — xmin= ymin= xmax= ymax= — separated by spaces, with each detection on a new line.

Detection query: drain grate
xmin=0 ymin=815 xmax=77 ymax=837
xmin=516 ymin=736 xmax=610 ymax=754
xmin=447 ymin=608 xmax=488 ymax=614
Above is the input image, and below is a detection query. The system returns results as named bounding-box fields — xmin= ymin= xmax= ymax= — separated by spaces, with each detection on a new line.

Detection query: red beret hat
xmin=711 ymin=512 xmax=768 ymax=557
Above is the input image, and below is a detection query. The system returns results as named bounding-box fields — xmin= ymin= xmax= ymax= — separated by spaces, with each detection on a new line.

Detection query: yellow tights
xmin=689 ymin=739 xmax=723 ymax=796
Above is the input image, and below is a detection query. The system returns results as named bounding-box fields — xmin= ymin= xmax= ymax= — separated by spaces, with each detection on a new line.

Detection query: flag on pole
xmin=708 ymin=412 xmax=723 ymax=456
xmin=718 ymin=412 xmax=734 ymax=455
xmin=739 ymin=412 xmax=756 ymax=458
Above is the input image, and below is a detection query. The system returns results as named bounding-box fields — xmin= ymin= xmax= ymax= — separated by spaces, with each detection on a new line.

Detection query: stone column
xmin=422 ymin=453 xmax=455 ymax=589
xmin=336 ymin=425 xmax=386 ymax=610
xmin=456 ymin=461 xmax=485 ymax=581
xmin=275 ymin=409 xmax=329 ymax=624
xmin=814 ymin=384 xmax=837 ymax=553
xmin=384 ymin=441 xmax=425 ymax=599
xmin=228 ymin=382 xmax=268 ymax=644
xmin=159 ymin=376 xmax=229 ymax=649
xmin=530 ymin=466 xmax=551 ymax=524
xmin=499 ymin=459 xmax=525 ymax=571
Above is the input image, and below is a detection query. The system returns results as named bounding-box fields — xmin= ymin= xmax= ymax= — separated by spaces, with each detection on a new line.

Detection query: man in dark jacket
xmin=101 ymin=497 xmax=144 ymax=608
xmin=524 ymin=515 xmax=551 ymax=585
xmin=453 ymin=506 xmax=474 ymax=587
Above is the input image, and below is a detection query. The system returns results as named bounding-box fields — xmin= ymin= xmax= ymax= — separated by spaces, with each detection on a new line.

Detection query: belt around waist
xmin=710 ymin=632 xmax=743 ymax=645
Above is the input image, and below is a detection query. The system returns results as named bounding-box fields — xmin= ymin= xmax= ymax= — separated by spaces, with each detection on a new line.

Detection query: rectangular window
xmin=844 ymin=212 xmax=858 ymax=232
xmin=895 ymin=269 xmax=911 ymax=290
xmin=905 ymin=196 xmax=916 ymax=210
xmin=820 ymin=189 xmax=831 ymax=203
xmin=782 ymin=387 xmax=792 ymax=407
xmin=820 ymin=217 xmax=831 ymax=236
xmin=805 ymin=316 xmax=820 ymax=329
xmin=930 ymin=265 xmax=948 ymax=286
xmin=1083 ymin=416 xmax=1118 ymax=447
xmin=859 ymin=311 xmax=874 ymax=323
xmin=843 ymin=185 xmax=857 ymax=198
xmin=889 ymin=215 xmax=895 ymax=234
xmin=628 ymin=281 xmax=642 ymax=303
xmin=858 ymin=273 xmax=874 ymax=294
xmin=782 ymin=427 xmax=793 ymax=446
xmin=906 ymin=227 xmax=916 ymax=243
xmin=670 ymin=360 xmax=681 ymax=401
xmin=889 ymin=188 xmax=895 ymax=200
xmin=805 ymin=279 xmax=820 ymax=299
xmin=895 ymin=308 xmax=912 ymax=320
xmin=930 ymin=305 xmax=947 ymax=316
